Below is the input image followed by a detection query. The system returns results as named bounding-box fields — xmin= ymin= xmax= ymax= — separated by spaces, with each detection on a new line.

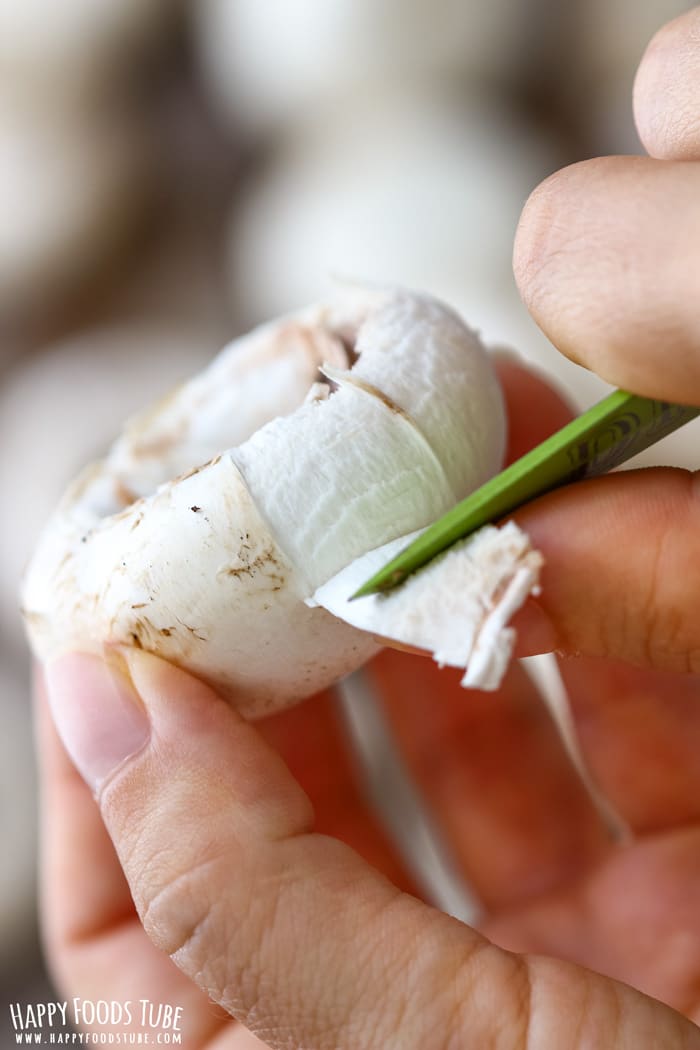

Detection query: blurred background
xmin=0 ymin=0 xmax=696 ymax=1038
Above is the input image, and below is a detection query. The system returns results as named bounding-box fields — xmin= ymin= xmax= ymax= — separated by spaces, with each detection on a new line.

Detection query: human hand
xmin=511 ymin=4 xmax=700 ymax=670
xmin=36 ymin=7 xmax=700 ymax=1048
xmin=37 ymin=640 xmax=698 ymax=1049
xmin=38 ymin=356 xmax=700 ymax=1049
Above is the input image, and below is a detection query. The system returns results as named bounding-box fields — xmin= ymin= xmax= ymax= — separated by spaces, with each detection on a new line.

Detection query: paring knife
xmin=351 ymin=390 xmax=700 ymax=598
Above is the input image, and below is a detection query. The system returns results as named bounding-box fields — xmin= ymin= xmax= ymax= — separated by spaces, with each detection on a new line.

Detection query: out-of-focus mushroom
xmin=0 ymin=105 xmax=151 ymax=322
xmin=194 ymin=0 xmax=534 ymax=135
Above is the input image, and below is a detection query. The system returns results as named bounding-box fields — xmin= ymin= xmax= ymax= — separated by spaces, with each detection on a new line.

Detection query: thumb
xmin=45 ymin=649 xmax=699 ymax=1050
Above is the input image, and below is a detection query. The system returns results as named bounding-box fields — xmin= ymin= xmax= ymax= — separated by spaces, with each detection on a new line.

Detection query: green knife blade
xmin=351 ymin=390 xmax=699 ymax=599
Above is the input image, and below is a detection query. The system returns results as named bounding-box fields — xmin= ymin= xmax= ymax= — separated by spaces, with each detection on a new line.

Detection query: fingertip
xmin=512 ymin=168 xmax=562 ymax=313
xmin=119 ymin=646 xmax=224 ymax=726
xmin=633 ymin=7 xmax=700 ymax=160
xmin=513 ymin=157 xmax=633 ymax=324
xmin=104 ymin=647 xmax=316 ymax=844
xmin=512 ymin=153 xmax=700 ymax=402
xmin=512 ymin=159 xmax=615 ymax=377
xmin=44 ymin=652 xmax=150 ymax=795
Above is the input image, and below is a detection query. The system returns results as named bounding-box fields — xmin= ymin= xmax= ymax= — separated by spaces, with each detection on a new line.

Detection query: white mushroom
xmin=194 ymin=0 xmax=535 ymax=134
xmin=21 ymin=288 xmax=542 ymax=718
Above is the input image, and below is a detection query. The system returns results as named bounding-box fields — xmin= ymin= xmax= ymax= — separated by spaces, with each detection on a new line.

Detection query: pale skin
xmin=38 ymin=8 xmax=700 ymax=1048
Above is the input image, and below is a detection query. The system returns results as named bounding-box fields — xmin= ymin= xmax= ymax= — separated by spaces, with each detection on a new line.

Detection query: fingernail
xmin=45 ymin=652 xmax=150 ymax=793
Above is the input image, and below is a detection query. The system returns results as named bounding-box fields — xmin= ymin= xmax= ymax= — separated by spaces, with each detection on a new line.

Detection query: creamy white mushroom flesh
xmin=21 ymin=288 xmax=541 ymax=718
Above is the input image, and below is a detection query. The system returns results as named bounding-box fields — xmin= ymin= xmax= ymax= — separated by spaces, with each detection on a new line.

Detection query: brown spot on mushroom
xmin=342 ymin=374 xmax=413 ymax=421
xmin=177 ymin=464 xmax=202 ymax=483
xmin=218 ymin=545 xmax=288 ymax=589
xmin=182 ymin=623 xmax=207 ymax=642
xmin=134 ymin=432 xmax=183 ymax=459
xmin=190 ymin=505 xmax=201 ymax=513
xmin=114 ymin=480 xmax=138 ymax=507
xmin=110 ymin=497 xmax=146 ymax=525
xmin=56 ymin=551 xmax=72 ymax=573
xmin=128 ymin=614 xmax=168 ymax=649
xmin=337 ymin=329 xmax=360 ymax=367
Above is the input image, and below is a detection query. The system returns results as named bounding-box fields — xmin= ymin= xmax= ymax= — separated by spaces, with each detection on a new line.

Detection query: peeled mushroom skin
xmin=21 ymin=288 xmax=542 ymax=719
